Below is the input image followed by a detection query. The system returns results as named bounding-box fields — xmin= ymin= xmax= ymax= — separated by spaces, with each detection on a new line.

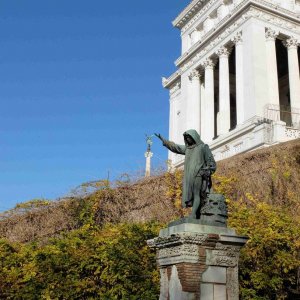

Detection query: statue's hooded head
xmin=183 ymin=129 xmax=204 ymax=149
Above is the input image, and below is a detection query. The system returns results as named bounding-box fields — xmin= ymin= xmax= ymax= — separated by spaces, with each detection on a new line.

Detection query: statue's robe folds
xmin=163 ymin=130 xmax=216 ymax=208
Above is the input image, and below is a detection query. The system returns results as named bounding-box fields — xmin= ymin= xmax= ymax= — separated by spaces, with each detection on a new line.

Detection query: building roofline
xmin=174 ymin=0 xmax=300 ymax=67
xmin=172 ymin=0 xmax=209 ymax=29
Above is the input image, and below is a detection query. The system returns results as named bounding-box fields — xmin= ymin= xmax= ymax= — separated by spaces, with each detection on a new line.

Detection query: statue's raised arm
xmin=155 ymin=133 xmax=186 ymax=155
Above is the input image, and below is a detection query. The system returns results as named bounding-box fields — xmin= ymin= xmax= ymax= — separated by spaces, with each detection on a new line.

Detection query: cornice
xmin=172 ymin=0 xmax=210 ymax=29
xmin=180 ymin=0 xmax=221 ymax=34
xmin=175 ymin=0 xmax=300 ymax=68
xmin=162 ymin=71 xmax=181 ymax=89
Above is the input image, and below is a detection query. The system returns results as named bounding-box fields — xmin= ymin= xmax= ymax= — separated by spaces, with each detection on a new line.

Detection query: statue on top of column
xmin=155 ymin=129 xmax=217 ymax=220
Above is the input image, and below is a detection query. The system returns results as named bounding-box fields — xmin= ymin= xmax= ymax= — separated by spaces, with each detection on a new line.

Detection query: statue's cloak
xmin=163 ymin=129 xmax=216 ymax=207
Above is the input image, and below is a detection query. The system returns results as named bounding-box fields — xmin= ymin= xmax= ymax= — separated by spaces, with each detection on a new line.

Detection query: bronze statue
xmin=156 ymin=129 xmax=216 ymax=219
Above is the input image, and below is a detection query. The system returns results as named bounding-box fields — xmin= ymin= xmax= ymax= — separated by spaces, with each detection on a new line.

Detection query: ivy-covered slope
xmin=0 ymin=139 xmax=299 ymax=299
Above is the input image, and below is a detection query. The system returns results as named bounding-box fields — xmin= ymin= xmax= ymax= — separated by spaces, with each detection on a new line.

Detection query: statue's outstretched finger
xmin=155 ymin=133 xmax=162 ymax=140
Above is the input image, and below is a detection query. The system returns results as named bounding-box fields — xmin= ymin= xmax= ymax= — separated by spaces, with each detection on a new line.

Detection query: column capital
xmin=265 ymin=28 xmax=279 ymax=41
xmin=216 ymin=46 xmax=230 ymax=58
xmin=203 ymin=58 xmax=215 ymax=69
xmin=188 ymin=69 xmax=201 ymax=81
xmin=231 ymin=32 xmax=243 ymax=45
xmin=283 ymin=37 xmax=299 ymax=49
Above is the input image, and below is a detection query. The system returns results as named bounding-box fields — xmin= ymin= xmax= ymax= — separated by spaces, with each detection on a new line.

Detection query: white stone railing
xmin=210 ymin=116 xmax=273 ymax=161
xmin=264 ymin=104 xmax=300 ymax=128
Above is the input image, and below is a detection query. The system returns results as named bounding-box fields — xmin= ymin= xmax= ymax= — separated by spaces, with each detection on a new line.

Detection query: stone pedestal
xmin=147 ymin=221 xmax=247 ymax=300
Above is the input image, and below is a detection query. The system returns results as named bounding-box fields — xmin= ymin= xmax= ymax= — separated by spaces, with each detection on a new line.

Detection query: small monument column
xmin=145 ymin=135 xmax=154 ymax=177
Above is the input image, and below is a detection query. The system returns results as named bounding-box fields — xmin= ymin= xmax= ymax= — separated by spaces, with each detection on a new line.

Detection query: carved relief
xmin=207 ymin=244 xmax=240 ymax=267
xmin=148 ymin=233 xmax=209 ymax=250
xmin=158 ymin=244 xmax=199 ymax=259
xmin=153 ymin=234 xmax=209 ymax=266
xmin=207 ymin=254 xmax=239 ymax=267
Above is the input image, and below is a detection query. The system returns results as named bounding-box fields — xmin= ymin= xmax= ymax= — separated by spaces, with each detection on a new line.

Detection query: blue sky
xmin=0 ymin=0 xmax=191 ymax=211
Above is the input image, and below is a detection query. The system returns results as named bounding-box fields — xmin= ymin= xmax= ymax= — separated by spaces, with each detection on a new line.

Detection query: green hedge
xmin=0 ymin=222 xmax=160 ymax=300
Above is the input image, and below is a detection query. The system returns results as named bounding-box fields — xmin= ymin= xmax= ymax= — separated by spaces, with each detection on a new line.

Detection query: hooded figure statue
xmin=156 ymin=129 xmax=216 ymax=219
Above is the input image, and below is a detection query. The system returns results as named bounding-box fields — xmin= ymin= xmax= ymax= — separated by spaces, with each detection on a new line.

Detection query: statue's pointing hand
xmin=155 ymin=133 xmax=164 ymax=142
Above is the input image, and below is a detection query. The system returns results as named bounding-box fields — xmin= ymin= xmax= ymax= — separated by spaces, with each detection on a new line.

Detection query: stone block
xmin=202 ymin=266 xmax=226 ymax=284
xmin=214 ymin=284 xmax=226 ymax=300
xmin=200 ymin=283 xmax=214 ymax=300
xmin=169 ymin=265 xmax=183 ymax=300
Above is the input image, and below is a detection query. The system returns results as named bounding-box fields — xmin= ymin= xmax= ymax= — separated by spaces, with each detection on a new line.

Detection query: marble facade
xmin=163 ymin=0 xmax=300 ymax=166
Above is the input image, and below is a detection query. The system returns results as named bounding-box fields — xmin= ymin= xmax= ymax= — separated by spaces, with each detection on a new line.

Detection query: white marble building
xmin=163 ymin=0 xmax=300 ymax=166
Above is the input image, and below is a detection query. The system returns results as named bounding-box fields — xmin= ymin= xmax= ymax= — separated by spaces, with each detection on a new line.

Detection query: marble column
xmin=284 ymin=37 xmax=300 ymax=125
xmin=265 ymin=28 xmax=280 ymax=109
xmin=217 ymin=46 xmax=230 ymax=135
xmin=200 ymin=81 xmax=206 ymax=140
xmin=188 ymin=69 xmax=201 ymax=134
xmin=232 ymin=32 xmax=244 ymax=125
xmin=203 ymin=59 xmax=215 ymax=143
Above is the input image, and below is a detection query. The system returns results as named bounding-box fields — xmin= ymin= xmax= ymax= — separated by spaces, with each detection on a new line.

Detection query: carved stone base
xmin=147 ymin=221 xmax=247 ymax=300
